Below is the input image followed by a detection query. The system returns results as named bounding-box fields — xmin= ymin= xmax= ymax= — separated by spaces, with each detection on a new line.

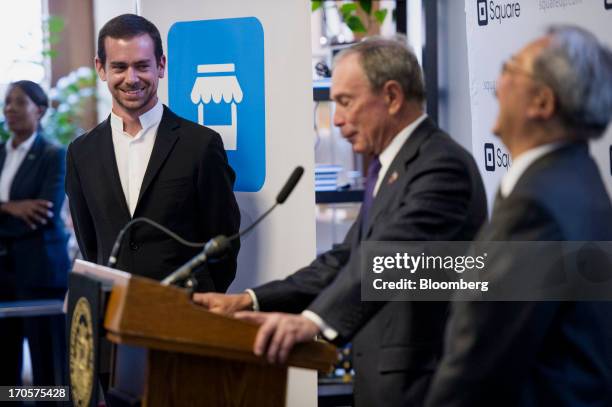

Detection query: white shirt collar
xmin=5 ymin=132 xmax=37 ymax=154
xmin=110 ymin=100 xmax=163 ymax=137
xmin=374 ymin=113 xmax=428 ymax=195
xmin=500 ymin=142 xmax=564 ymax=197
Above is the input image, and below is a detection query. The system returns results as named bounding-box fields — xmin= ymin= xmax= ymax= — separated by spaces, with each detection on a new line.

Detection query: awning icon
xmin=190 ymin=63 xmax=243 ymax=150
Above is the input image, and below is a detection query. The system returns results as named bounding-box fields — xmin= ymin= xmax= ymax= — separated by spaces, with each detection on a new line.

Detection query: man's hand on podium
xmin=233 ymin=312 xmax=320 ymax=364
xmin=192 ymin=292 xmax=253 ymax=315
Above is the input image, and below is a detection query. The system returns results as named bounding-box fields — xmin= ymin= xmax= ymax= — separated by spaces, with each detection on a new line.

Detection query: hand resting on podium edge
xmin=192 ymin=292 xmax=253 ymax=315
xmin=233 ymin=311 xmax=320 ymax=364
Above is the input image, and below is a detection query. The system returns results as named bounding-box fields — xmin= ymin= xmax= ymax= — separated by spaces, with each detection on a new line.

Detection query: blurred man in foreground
xmin=426 ymin=26 xmax=612 ymax=406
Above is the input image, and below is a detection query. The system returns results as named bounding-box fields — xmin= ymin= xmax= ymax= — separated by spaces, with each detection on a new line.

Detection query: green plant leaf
xmin=359 ymin=0 xmax=372 ymax=15
xmin=0 ymin=122 xmax=10 ymax=142
xmin=346 ymin=15 xmax=367 ymax=33
xmin=46 ymin=16 xmax=65 ymax=33
xmin=42 ymin=49 xmax=59 ymax=58
xmin=340 ymin=3 xmax=357 ymax=20
xmin=374 ymin=9 xmax=388 ymax=24
xmin=49 ymin=33 xmax=61 ymax=45
xmin=311 ymin=0 xmax=322 ymax=12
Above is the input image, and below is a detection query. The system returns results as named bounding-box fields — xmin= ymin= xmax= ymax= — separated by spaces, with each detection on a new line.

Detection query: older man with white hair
xmin=426 ymin=25 xmax=612 ymax=407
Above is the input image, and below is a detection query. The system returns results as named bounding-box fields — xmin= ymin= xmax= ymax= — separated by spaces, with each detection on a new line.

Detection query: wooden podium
xmin=69 ymin=260 xmax=336 ymax=407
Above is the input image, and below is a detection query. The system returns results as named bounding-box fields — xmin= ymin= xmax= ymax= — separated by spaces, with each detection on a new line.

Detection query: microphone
xmin=106 ymin=217 xmax=205 ymax=268
xmin=276 ymin=166 xmax=304 ymax=204
xmin=161 ymin=166 xmax=304 ymax=286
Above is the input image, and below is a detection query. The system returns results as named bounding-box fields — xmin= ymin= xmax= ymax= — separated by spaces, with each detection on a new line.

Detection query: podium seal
xmin=70 ymin=297 xmax=94 ymax=406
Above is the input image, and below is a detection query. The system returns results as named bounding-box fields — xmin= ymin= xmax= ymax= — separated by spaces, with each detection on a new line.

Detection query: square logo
xmin=168 ymin=17 xmax=266 ymax=192
xmin=484 ymin=143 xmax=495 ymax=171
xmin=606 ymin=0 xmax=612 ymax=9
xmin=477 ymin=0 xmax=488 ymax=26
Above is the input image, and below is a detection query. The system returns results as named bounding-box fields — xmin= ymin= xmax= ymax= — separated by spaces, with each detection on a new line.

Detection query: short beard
xmin=115 ymin=90 xmax=156 ymax=115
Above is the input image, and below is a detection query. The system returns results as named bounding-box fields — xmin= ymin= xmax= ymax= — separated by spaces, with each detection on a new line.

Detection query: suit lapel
xmin=136 ymin=106 xmax=180 ymax=211
xmin=10 ymin=134 xmax=44 ymax=198
xmin=362 ymin=118 xmax=435 ymax=237
xmin=491 ymin=188 xmax=505 ymax=218
xmin=98 ymin=118 xmax=132 ymax=220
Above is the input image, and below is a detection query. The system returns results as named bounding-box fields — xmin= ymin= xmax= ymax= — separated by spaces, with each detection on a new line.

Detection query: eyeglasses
xmin=497 ymin=58 xmax=556 ymax=102
xmin=500 ymin=59 xmax=537 ymax=80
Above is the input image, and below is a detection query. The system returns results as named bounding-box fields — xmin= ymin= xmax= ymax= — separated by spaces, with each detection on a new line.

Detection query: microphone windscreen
xmin=276 ymin=166 xmax=304 ymax=204
xmin=205 ymin=235 xmax=231 ymax=258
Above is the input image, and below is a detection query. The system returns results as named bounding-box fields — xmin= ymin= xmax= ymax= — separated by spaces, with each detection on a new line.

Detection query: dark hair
xmin=10 ymin=80 xmax=49 ymax=110
xmin=97 ymin=14 xmax=163 ymax=66
xmin=7 ymin=81 xmax=48 ymax=128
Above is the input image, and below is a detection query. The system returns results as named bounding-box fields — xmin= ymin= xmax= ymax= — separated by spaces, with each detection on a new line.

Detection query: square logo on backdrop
xmin=484 ymin=143 xmax=495 ymax=172
xmin=168 ymin=17 xmax=266 ymax=192
xmin=477 ymin=0 xmax=488 ymax=25
xmin=606 ymin=0 xmax=612 ymax=10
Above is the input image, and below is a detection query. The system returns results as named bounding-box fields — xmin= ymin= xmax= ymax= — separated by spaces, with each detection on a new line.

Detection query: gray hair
xmin=533 ymin=25 xmax=612 ymax=138
xmin=334 ymin=35 xmax=426 ymax=103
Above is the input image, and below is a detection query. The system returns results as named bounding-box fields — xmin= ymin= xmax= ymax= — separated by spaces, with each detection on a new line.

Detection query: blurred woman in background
xmin=0 ymin=80 xmax=70 ymax=386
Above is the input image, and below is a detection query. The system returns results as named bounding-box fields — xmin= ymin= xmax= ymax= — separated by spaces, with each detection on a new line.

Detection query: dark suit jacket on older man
xmin=426 ymin=142 xmax=612 ymax=407
xmin=253 ymin=118 xmax=488 ymax=406
xmin=65 ymin=106 xmax=240 ymax=291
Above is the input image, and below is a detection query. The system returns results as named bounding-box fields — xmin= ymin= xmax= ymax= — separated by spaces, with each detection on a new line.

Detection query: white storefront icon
xmin=190 ymin=63 xmax=243 ymax=150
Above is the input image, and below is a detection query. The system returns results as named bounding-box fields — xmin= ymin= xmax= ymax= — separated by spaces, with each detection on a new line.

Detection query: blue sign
xmin=168 ymin=17 xmax=266 ymax=192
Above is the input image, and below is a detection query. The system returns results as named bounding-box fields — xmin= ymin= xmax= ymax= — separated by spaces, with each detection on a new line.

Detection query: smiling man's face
xmin=96 ymin=34 xmax=165 ymax=118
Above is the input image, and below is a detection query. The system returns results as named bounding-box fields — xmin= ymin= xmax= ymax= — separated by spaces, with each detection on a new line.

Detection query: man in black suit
xmin=425 ymin=26 xmax=612 ymax=406
xmin=194 ymin=37 xmax=487 ymax=406
xmin=66 ymin=14 xmax=240 ymax=291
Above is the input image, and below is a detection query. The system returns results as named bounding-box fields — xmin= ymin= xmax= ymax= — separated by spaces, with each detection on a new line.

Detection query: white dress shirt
xmin=110 ymin=101 xmax=163 ymax=216
xmin=374 ymin=113 xmax=427 ymax=196
xmin=247 ymin=114 xmax=429 ymax=341
xmin=499 ymin=142 xmax=563 ymax=198
xmin=0 ymin=133 xmax=37 ymax=202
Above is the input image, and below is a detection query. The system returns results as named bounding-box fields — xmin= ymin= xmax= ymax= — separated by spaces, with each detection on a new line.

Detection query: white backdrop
xmin=464 ymin=0 xmax=612 ymax=206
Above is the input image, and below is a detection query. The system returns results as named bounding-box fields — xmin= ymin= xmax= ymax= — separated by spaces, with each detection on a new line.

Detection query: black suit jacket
xmin=0 ymin=135 xmax=70 ymax=297
xmin=254 ymin=118 xmax=488 ymax=406
xmin=426 ymin=142 xmax=612 ymax=406
xmin=65 ymin=106 xmax=240 ymax=292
